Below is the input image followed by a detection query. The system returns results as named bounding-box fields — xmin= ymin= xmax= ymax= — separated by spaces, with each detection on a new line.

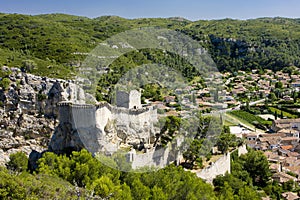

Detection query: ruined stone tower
xmin=116 ymin=90 xmax=142 ymax=109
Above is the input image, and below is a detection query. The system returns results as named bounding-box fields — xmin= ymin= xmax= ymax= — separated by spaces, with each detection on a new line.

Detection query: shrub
xmin=0 ymin=77 xmax=10 ymax=90
xmin=21 ymin=59 xmax=37 ymax=72
xmin=7 ymin=152 xmax=28 ymax=172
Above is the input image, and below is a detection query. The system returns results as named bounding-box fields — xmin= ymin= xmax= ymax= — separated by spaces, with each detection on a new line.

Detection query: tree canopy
xmin=1 ymin=14 xmax=300 ymax=80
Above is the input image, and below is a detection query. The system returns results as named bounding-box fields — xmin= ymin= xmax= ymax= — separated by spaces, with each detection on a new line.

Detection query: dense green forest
xmin=2 ymin=149 xmax=297 ymax=199
xmin=0 ymin=149 xmax=281 ymax=200
xmin=0 ymin=150 xmax=217 ymax=199
xmin=0 ymin=13 xmax=300 ymax=80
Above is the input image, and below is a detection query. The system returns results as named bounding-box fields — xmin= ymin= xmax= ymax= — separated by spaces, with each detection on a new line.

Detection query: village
xmin=243 ymin=118 xmax=300 ymax=200
xmin=148 ymin=68 xmax=300 ymax=115
xmin=139 ymin=67 xmax=300 ymax=199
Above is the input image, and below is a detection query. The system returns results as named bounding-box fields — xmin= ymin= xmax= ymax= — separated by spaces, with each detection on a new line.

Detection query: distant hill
xmin=0 ymin=13 xmax=300 ymax=78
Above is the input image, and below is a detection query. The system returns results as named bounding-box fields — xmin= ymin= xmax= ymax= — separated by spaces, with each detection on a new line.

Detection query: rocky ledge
xmin=0 ymin=66 xmax=87 ymax=165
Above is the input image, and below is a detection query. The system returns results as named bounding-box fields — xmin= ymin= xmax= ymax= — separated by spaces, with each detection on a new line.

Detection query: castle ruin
xmin=49 ymin=90 xmax=182 ymax=169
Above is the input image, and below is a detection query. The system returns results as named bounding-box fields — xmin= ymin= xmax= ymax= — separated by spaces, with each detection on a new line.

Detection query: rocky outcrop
xmin=0 ymin=66 xmax=162 ymax=169
xmin=48 ymin=122 xmax=85 ymax=154
xmin=0 ymin=66 xmax=87 ymax=165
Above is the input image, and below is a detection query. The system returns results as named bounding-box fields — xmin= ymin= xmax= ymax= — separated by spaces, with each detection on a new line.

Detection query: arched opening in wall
xmin=134 ymin=106 xmax=137 ymax=109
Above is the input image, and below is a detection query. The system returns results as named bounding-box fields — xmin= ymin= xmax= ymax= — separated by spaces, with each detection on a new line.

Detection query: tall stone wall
xmin=57 ymin=101 xmax=73 ymax=124
xmin=129 ymin=140 xmax=181 ymax=170
xmin=59 ymin=101 xmax=156 ymax=135
xmin=115 ymin=90 xmax=142 ymax=109
xmin=115 ymin=91 xmax=129 ymax=108
xmin=195 ymin=145 xmax=248 ymax=183
xmin=53 ymin=100 xmax=158 ymax=154
xmin=71 ymin=104 xmax=96 ymax=129
xmin=129 ymin=90 xmax=142 ymax=109
xmin=238 ymin=144 xmax=248 ymax=156
xmin=196 ymin=153 xmax=231 ymax=183
xmin=50 ymin=102 xmax=99 ymax=154
xmin=58 ymin=102 xmax=96 ymax=129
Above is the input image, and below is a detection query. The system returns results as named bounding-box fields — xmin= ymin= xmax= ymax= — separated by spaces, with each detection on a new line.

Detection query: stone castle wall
xmin=71 ymin=104 xmax=96 ymax=129
xmin=58 ymin=100 xmax=157 ymax=147
xmin=56 ymin=101 xmax=247 ymax=182
xmin=58 ymin=102 xmax=96 ymax=129
xmin=57 ymin=102 xmax=73 ymax=124
xmin=129 ymin=141 xmax=181 ymax=170
xmin=115 ymin=91 xmax=129 ymax=108
xmin=95 ymin=105 xmax=112 ymax=134
xmin=238 ymin=144 xmax=248 ymax=156
xmin=115 ymin=90 xmax=142 ymax=109
xmin=195 ymin=145 xmax=248 ymax=183
xmin=196 ymin=153 xmax=231 ymax=183
xmin=129 ymin=90 xmax=142 ymax=109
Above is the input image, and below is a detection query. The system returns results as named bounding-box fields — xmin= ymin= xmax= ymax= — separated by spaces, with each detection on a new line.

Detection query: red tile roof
xmin=281 ymin=145 xmax=293 ymax=150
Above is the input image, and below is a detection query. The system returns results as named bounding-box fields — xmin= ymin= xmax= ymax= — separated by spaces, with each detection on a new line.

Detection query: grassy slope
xmin=1 ymin=14 xmax=300 ymax=79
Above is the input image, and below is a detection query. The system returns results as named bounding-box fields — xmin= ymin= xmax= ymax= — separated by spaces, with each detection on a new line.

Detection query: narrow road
xmin=204 ymin=98 xmax=267 ymax=134
xmin=224 ymin=113 xmax=265 ymax=134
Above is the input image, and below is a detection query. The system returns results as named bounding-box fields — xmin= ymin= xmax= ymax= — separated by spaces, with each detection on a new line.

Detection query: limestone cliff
xmin=0 ymin=66 xmax=87 ymax=164
xmin=0 ymin=66 xmax=165 ymax=169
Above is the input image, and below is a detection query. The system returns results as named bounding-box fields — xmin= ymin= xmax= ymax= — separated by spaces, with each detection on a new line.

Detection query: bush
xmin=7 ymin=152 xmax=28 ymax=172
xmin=0 ymin=167 xmax=78 ymax=199
xmin=21 ymin=59 xmax=37 ymax=72
xmin=0 ymin=77 xmax=10 ymax=90
xmin=37 ymin=93 xmax=47 ymax=101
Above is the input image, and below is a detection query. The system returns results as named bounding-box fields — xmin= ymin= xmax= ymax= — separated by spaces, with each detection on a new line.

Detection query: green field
xmin=229 ymin=110 xmax=272 ymax=126
xmin=269 ymin=107 xmax=298 ymax=119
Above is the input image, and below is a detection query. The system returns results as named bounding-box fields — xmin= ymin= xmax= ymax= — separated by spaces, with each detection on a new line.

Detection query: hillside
xmin=1 ymin=13 xmax=299 ymax=199
xmin=0 ymin=13 xmax=300 ymax=79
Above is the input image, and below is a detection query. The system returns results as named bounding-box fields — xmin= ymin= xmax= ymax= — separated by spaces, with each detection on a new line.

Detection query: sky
xmin=1 ymin=0 xmax=300 ymax=21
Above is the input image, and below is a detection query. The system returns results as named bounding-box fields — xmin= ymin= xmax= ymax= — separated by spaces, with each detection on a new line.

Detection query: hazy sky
xmin=1 ymin=0 xmax=300 ymax=20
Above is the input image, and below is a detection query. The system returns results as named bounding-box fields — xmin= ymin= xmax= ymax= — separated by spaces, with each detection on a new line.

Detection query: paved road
xmin=227 ymin=98 xmax=266 ymax=112
xmin=205 ymin=98 xmax=266 ymax=115
xmin=204 ymin=98 xmax=267 ymax=134
xmin=224 ymin=113 xmax=265 ymax=134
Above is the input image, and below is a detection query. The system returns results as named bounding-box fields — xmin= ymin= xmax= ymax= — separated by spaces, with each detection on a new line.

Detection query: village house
xmin=282 ymin=157 xmax=300 ymax=167
xmin=270 ymin=163 xmax=281 ymax=173
xmin=291 ymin=82 xmax=300 ymax=88
xmin=281 ymin=137 xmax=299 ymax=146
xmin=264 ymin=151 xmax=282 ymax=163
xmin=284 ymin=166 xmax=300 ymax=179
xmin=256 ymin=136 xmax=281 ymax=150
xmin=232 ymin=86 xmax=247 ymax=96
xmin=283 ymin=96 xmax=294 ymax=101
xmin=272 ymin=172 xmax=298 ymax=184
xmin=281 ymin=145 xmax=294 ymax=151
xmin=278 ymin=129 xmax=300 ymax=138
xmin=291 ymin=74 xmax=300 ymax=81
xmin=281 ymin=192 xmax=300 ymax=200
xmin=245 ymin=133 xmax=258 ymax=141
xmin=271 ymin=119 xmax=300 ymax=132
